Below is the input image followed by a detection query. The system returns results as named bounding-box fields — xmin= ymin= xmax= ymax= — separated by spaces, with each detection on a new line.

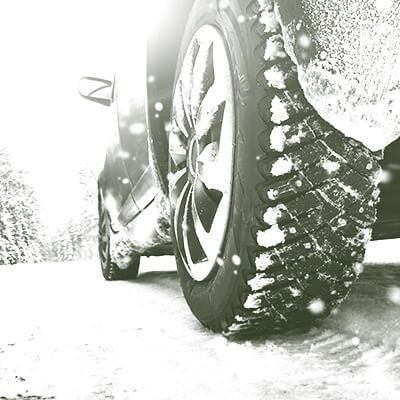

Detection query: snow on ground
xmin=1 ymin=241 xmax=400 ymax=400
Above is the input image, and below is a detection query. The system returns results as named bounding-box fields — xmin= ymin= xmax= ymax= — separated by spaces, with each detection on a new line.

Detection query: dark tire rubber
xmin=170 ymin=0 xmax=381 ymax=336
xmin=98 ymin=188 xmax=140 ymax=281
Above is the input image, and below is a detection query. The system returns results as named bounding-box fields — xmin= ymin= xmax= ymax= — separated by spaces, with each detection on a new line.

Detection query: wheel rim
xmin=98 ymin=197 xmax=111 ymax=271
xmin=169 ymin=25 xmax=235 ymax=282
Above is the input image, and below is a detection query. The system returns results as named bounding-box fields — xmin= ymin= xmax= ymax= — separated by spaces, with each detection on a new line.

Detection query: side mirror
xmin=79 ymin=76 xmax=115 ymax=106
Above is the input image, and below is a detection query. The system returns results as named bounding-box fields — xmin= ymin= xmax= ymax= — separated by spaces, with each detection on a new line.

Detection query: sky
xmin=0 ymin=1 xmax=153 ymax=228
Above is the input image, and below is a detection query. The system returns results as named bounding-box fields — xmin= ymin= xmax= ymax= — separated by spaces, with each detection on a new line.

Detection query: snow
xmin=0 ymin=240 xmax=400 ymax=399
xmin=264 ymin=66 xmax=286 ymax=89
xmin=322 ymin=160 xmax=340 ymax=174
xmin=270 ymin=157 xmax=293 ymax=176
xmin=267 ymin=188 xmax=279 ymax=200
xmin=255 ymin=253 xmax=274 ymax=271
xmin=264 ymin=35 xmax=287 ymax=62
xmin=248 ymin=275 xmax=276 ymax=291
xmin=263 ymin=204 xmax=287 ymax=225
xmin=275 ymin=0 xmax=400 ymax=151
xmin=270 ymin=125 xmax=290 ymax=152
xmin=270 ymin=95 xmax=289 ymax=124
xmin=260 ymin=10 xmax=280 ymax=33
xmin=257 ymin=225 xmax=286 ymax=248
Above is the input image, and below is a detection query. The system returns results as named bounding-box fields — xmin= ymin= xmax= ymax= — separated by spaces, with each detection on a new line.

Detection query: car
xmin=79 ymin=0 xmax=400 ymax=336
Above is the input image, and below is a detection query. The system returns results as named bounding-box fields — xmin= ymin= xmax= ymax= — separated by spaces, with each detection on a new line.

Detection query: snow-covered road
xmin=0 ymin=240 xmax=400 ymax=400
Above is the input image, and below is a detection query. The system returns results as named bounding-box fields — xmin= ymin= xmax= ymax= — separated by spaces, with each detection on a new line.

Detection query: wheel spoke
xmin=197 ymin=141 xmax=226 ymax=192
xmin=191 ymin=187 xmax=220 ymax=262
xmin=169 ymin=167 xmax=188 ymax=203
xmin=192 ymin=176 xmax=221 ymax=232
xmin=191 ymin=41 xmax=215 ymax=122
xmin=181 ymin=38 xmax=200 ymax=128
xmin=195 ymin=85 xmax=226 ymax=139
xmin=169 ymin=130 xmax=187 ymax=167
xmin=173 ymin=80 xmax=191 ymax=137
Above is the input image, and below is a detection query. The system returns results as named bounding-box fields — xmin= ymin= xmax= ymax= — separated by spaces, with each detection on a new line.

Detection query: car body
xmin=80 ymin=0 xmax=400 ymax=335
xmin=80 ymin=0 xmax=400 ymax=256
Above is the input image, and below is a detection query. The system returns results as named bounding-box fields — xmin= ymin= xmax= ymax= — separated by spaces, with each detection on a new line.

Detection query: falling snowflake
xmin=352 ymin=263 xmax=364 ymax=276
xmin=216 ymin=257 xmax=224 ymax=267
xmin=387 ymin=286 xmax=400 ymax=306
xmin=154 ymin=102 xmax=164 ymax=112
xmin=307 ymin=299 xmax=325 ymax=315
xmin=351 ymin=337 xmax=361 ymax=347
xmin=232 ymin=254 xmax=241 ymax=266
xmin=128 ymin=123 xmax=146 ymax=135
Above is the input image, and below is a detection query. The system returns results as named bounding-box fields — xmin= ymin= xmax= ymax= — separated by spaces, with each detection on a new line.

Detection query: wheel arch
xmin=146 ymin=0 xmax=195 ymax=193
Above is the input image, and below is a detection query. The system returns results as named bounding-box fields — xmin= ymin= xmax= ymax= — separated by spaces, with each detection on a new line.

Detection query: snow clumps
xmin=271 ymin=157 xmax=293 ymax=176
xmin=263 ymin=204 xmax=287 ymax=225
xmin=257 ymin=225 xmax=286 ymax=249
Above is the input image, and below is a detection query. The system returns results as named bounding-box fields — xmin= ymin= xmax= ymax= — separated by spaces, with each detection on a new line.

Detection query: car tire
xmin=168 ymin=0 xmax=381 ymax=336
xmin=98 ymin=188 xmax=140 ymax=281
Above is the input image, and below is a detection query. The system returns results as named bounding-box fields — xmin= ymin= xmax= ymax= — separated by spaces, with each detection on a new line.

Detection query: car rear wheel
xmin=98 ymin=188 xmax=140 ymax=281
xmin=168 ymin=0 xmax=381 ymax=336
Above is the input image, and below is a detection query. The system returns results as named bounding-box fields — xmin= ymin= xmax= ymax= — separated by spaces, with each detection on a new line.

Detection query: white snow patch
xmin=352 ymin=337 xmax=361 ymax=347
xmin=289 ymin=287 xmax=302 ymax=298
xmin=257 ymin=0 xmax=273 ymax=11
xmin=255 ymin=253 xmax=274 ymax=271
xmin=271 ymin=157 xmax=293 ymax=176
xmin=263 ymin=204 xmax=287 ymax=225
xmin=244 ymin=293 xmax=263 ymax=309
xmin=264 ymin=66 xmax=286 ymax=89
xmin=376 ymin=169 xmax=392 ymax=184
xmin=264 ymin=35 xmax=286 ymax=62
xmin=260 ymin=10 xmax=280 ymax=33
xmin=270 ymin=125 xmax=290 ymax=152
xmin=257 ymin=225 xmax=286 ymax=249
xmin=267 ymin=189 xmax=278 ymax=200
xmin=271 ymin=95 xmax=289 ymax=124
xmin=322 ymin=160 xmax=340 ymax=174
xmin=337 ymin=182 xmax=360 ymax=198
xmin=248 ymin=275 xmax=275 ymax=291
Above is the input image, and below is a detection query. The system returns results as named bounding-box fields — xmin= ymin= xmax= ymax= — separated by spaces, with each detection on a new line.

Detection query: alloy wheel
xmin=169 ymin=25 xmax=235 ymax=282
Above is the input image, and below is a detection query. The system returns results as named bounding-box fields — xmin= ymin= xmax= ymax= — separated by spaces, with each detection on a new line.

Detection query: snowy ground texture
xmin=0 ymin=240 xmax=400 ymax=400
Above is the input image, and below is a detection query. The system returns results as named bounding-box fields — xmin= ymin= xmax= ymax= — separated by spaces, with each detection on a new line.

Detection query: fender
xmin=146 ymin=0 xmax=195 ymax=193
